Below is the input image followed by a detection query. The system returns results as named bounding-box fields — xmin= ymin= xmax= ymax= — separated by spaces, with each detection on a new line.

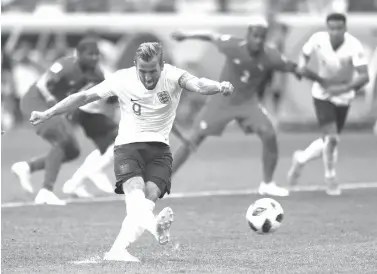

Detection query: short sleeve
xmin=90 ymin=79 xmax=114 ymax=99
xmin=166 ymin=65 xmax=187 ymax=89
xmin=93 ymin=71 xmax=119 ymax=98
xmin=46 ymin=60 xmax=70 ymax=82
xmin=351 ymin=40 xmax=368 ymax=67
xmin=302 ymin=33 xmax=317 ymax=56
xmin=214 ymin=35 xmax=238 ymax=56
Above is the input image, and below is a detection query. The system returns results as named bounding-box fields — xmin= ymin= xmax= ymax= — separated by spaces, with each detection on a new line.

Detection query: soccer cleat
xmin=325 ymin=175 xmax=341 ymax=196
xmin=155 ymin=207 xmax=174 ymax=245
xmin=103 ymin=249 xmax=140 ymax=262
xmin=11 ymin=162 xmax=33 ymax=193
xmin=35 ymin=188 xmax=67 ymax=205
xmin=258 ymin=182 xmax=289 ymax=197
xmin=287 ymin=150 xmax=305 ymax=186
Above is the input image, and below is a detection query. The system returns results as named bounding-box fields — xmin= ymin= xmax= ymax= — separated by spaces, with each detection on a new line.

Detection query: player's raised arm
xmin=177 ymin=72 xmax=234 ymax=96
xmin=30 ymin=80 xmax=113 ymax=126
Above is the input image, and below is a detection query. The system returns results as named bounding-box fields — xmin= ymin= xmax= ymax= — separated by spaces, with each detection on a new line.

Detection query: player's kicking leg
xmin=238 ymin=104 xmax=289 ymax=197
xmin=104 ymin=143 xmax=174 ymax=262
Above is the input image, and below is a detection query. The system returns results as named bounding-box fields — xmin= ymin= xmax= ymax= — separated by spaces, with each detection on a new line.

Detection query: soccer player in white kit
xmin=29 ymin=42 xmax=234 ymax=262
xmin=287 ymin=13 xmax=369 ymax=195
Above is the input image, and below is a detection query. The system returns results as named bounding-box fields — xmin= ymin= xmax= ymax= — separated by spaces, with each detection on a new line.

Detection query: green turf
xmin=1 ymin=127 xmax=377 ymax=273
xmin=2 ymin=190 xmax=377 ymax=273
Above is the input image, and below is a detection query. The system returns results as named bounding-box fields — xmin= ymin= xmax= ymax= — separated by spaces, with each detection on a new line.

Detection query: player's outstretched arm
xmin=294 ymin=53 xmax=327 ymax=84
xmin=273 ymin=52 xmax=324 ymax=84
xmin=178 ymin=72 xmax=234 ymax=96
xmin=30 ymin=82 xmax=107 ymax=126
xmin=171 ymin=30 xmax=221 ymax=43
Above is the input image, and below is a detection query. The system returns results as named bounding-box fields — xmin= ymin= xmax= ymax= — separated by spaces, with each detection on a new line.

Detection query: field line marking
xmin=2 ymin=181 xmax=377 ymax=209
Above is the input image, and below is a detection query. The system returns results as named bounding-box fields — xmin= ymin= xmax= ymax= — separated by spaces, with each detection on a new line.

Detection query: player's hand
xmin=219 ymin=81 xmax=234 ymax=96
xmin=30 ymin=111 xmax=49 ymax=126
xmin=171 ymin=31 xmax=187 ymax=42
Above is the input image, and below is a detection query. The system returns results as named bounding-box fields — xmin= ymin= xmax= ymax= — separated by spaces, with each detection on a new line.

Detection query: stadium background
xmin=2 ymin=0 xmax=377 ymax=133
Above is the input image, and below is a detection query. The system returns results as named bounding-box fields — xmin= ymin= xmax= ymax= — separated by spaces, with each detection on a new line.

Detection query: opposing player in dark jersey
xmin=11 ymin=38 xmax=109 ymax=205
xmin=171 ymin=18 xmax=323 ymax=196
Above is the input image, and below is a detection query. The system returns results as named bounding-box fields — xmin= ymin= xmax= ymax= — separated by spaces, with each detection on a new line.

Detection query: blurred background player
xmin=11 ymin=38 xmax=108 ymax=204
xmin=61 ymin=34 xmax=123 ymax=198
xmin=61 ymin=81 xmax=119 ymax=198
xmin=171 ymin=17 xmax=322 ymax=197
xmin=29 ymin=42 xmax=234 ymax=261
xmin=287 ymin=13 xmax=370 ymax=195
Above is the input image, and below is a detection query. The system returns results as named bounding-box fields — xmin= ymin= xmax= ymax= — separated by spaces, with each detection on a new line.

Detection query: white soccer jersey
xmin=302 ymin=31 xmax=367 ymax=105
xmin=94 ymin=64 xmax=186 ymax=146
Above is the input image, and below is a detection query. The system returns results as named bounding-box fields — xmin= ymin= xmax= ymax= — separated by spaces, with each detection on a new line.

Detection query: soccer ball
xmin=246 ymin=198 xmax=284 ymax=234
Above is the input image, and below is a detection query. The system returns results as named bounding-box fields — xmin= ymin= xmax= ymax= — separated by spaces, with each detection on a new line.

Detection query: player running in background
xmin=61 ymin=84 xmax=119 ymax=197
xmin=29 ymin=42 xmax=234 ymax=261
xmin=171 ymin=17 xmax=323 ymax=197
xmin=11 ymin=38 xmax=113 ymax=204
xmin=287 ymin=13 xmax=369 ymax=195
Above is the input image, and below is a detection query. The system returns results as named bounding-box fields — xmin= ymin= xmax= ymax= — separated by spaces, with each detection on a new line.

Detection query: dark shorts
xmin=192 ymin=99 xmax=273 ymax=136
xmin=114 ymin=142 xmax=173 ymax=198
xmin=20 ymin=85 xmax=76 ymax=145
xmin=75 ymin=109 xmax=118 ymax=154
xmin=313 ymin=98 xmax=350 ymax=133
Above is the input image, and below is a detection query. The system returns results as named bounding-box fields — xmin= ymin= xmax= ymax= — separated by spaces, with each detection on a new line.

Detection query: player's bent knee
xmin=257 ymin=127 xmax=277 ymax=142
xmin=324 ymin=135 xmax=339 ymax=146
xmin=145 ymin=181 xmax=161 ymax=202
xmin=122 ymin=176 xmax=145 ymax=194
xmin=62 ymin=141 xmax=80 ymax=161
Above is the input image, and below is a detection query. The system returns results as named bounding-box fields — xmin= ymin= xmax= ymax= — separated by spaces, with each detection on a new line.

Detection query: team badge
xmin=157 ymin=91 xmax=171 ymax=104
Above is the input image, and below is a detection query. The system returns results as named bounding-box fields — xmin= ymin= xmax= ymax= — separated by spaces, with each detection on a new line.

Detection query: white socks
xmin=127 ymin=190 xmax=157 ymax=238
xmin=66 ymin=149 xmax=101 ymax=191
xmin=68 ymin=144 xmax=114 ymax=193
xmin=297 ymin=137 xmax=338 ymax=179
xmin=108 ymin=189 xmax=156 ymax=253
xmin=323 ymin=138 xmax=337 ymax=178
xmin=298 ymin=138 xmax=324 ymax=164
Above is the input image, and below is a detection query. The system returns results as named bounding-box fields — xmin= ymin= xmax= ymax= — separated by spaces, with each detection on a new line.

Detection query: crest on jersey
xmin=157 ymin=91 xmax=171 ymax=104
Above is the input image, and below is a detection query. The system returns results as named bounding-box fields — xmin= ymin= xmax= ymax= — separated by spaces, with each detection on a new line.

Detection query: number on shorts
xmin=240 ymin=70 xmax=250 ymax=83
